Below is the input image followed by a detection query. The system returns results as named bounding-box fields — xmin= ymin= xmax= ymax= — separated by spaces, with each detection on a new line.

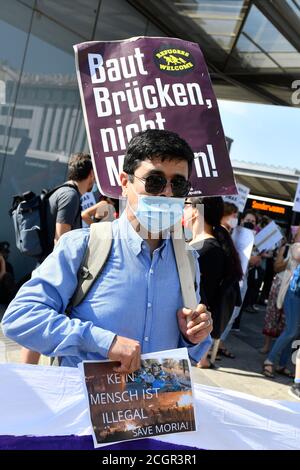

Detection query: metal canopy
xmin=232 ymin=159 xmax=299 ymax=201
xmin=129 ymin=0 xmax=300 ymax=106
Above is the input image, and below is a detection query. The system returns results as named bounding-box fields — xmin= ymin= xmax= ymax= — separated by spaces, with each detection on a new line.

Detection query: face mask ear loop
xmin=126 ymin=176 xmax=141 ymax=216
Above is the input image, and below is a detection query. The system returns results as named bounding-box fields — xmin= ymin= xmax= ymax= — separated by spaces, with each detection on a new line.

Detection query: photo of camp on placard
xmin=81 ymin=349 xmax=196 ymax=446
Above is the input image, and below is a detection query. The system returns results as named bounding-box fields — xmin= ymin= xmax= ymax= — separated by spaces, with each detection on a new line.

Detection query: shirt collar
xmin=117 ymin=211 xmax=169 ymax=258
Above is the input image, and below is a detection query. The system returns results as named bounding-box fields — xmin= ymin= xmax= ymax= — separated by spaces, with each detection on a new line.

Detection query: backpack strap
xmin=43 ymin=182 xmax=80 ymax=200
xmin=40 ymin=183 xmax=82 ymax=256
xmin=65 ymin=221 xmax=113 ymax=315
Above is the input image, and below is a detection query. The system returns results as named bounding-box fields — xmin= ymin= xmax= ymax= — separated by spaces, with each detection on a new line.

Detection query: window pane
xmin=145 ymin=20 xmax=167 ymax=37
xmin=0 ymin=11 xmax=88 ymax=277
xmin=286 ymin=0 xmax=300 ymax=19
xmin=0 ymin=3 xmax=36 ymax=276
xmin=171 ymin=0 xmax=245 ymax=51
xmin=229 ymin=4 xmax=300 ymax=70
xmin=243 ymin=5 xmax=296 ymax=53
xmin=0 ymin=1 xmax=32 ymax=153
xmin=36 ymin=0 xmax=99 ymax=40
xmin=95 ymin=0 xmax=148 ymax=40
xmin=6 ymin=10 xmax=83 ymax=171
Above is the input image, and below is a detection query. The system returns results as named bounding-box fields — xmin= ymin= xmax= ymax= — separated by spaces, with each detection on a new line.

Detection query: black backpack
xmin=9 ymin=183 xmax=79 ymax=259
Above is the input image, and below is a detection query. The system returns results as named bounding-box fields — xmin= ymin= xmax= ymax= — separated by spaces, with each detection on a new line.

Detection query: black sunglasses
xmin=132 ymin=174 xmax=191 ymax=198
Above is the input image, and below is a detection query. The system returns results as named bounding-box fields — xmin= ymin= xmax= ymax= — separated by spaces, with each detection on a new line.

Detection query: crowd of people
xmin=0 ymin=129 xmax=299 ymax=401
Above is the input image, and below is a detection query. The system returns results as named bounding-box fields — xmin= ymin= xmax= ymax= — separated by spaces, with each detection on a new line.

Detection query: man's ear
xmin=120 ymin=172 xmax=129 ymax=197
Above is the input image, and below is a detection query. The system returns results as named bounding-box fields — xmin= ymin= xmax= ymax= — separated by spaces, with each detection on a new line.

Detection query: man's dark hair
xmin=67 ymin=153 xmax=92 ymax=181
xmin=123 ymin=129 xmax=194 ymax=177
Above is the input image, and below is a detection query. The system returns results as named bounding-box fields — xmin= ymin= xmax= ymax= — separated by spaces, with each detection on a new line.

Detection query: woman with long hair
xmin=184 ymin=197 xmax=243 ymax=368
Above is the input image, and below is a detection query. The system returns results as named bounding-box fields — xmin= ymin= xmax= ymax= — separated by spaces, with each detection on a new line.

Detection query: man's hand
xmin=177 ymin=304 xmax=213 ymax=344
xmin=108 ymin=335 xmax=141 ymax=374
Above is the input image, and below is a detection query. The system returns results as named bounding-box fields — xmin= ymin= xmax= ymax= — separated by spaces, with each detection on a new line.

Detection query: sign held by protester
xmin=293 ymin=179 xmax=300 ymax=213
xmin=223 ymin=183 xmax=250 ymax=213
xmin=74 ymin=37 xmax=236 ymax=198
xmin=81 ymin=191 xmax=96 ymax=228
xmin=80 ymin=348 xmax=196 ymax=447
xmin=254 ymin=221 xmax=283 ymax=253
xmin=81 ymin=191 xmax=96 ymax=213
xmin=232 ymin=226 xmax=255 ymax=276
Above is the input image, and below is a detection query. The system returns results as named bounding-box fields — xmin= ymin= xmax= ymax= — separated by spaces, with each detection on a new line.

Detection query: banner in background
xmin=1 ymin=364 xmax=299 ymax=450
xmin=80 ymin=348 xmax=195 ymax=447
xmin=74 ymin=37 xmax=236 ymax=198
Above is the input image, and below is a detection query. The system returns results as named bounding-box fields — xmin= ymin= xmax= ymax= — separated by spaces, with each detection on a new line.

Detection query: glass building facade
xmin=1 ymin=0 xmax=299 ymax=278
xmin=0 ymin=0 xmax=165 ymax=277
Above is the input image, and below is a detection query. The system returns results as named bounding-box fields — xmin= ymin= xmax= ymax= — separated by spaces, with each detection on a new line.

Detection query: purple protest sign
xmin=74 ymin=37 xmax=236 ymax=198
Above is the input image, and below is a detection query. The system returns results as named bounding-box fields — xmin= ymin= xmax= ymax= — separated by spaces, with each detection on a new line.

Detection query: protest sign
xmin=80 ymin=348 xmax=196 ymax=447
xmin=223 ymin=183 xmax=250 ymax=213
xmin=220 ymin=226 xmax=255 ymax=340
xmin=81 ymin=191 xmax=97 ymax=228
xmin=74 ymin=37 xmax=236 ymax=198
xmin=293 ymin=179 xmax=300 ymax=213
xmin=81 ymin=191 xmax=96 ymax=212
xmin=254 ymin=221 xmax=283 ymax=253
xmin=231 ymin=225 xmax=255 ymax=276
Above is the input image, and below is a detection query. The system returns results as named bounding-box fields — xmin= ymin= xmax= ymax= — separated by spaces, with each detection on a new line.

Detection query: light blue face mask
xmin=92 ymin=182 xmax=98 ymax=193
xmin=134 ymin=195 xmax=184 ymax=234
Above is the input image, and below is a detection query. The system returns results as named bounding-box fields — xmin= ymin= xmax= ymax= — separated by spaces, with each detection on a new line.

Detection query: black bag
xmin=9 ymin=184 xmax=78 ymax=259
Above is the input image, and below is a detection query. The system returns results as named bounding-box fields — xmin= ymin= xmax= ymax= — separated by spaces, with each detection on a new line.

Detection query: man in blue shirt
xmin=3 ymin=129 xmax=212 ymax=371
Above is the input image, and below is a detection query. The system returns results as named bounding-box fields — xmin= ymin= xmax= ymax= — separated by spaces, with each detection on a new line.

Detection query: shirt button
xmin=147 ymin=302 xmax=152 ymax=308
xmin=144 ymin=336 xmax=149 ymax=342
xmin=149 ymin=269 xmax=154 ymax=275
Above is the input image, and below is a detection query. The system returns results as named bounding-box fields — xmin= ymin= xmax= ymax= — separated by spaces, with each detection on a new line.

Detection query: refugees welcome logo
xmin=154 ymin=46 xmax=195 ymax=76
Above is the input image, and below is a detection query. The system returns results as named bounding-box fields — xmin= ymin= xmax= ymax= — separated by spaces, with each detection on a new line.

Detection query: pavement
xmin=0 ymin=303 xmax=298 ymax=401
xmin=192 ymin=305 xmax=298 ymax=402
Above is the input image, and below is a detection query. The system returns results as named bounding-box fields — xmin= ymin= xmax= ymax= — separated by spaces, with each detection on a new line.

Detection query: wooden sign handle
xmin=172 ymin=230 xmax=198 ymax=323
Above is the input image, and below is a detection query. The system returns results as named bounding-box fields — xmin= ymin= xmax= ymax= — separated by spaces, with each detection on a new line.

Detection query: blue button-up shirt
xmin=2 ymin=213 xmax=211 ymax=367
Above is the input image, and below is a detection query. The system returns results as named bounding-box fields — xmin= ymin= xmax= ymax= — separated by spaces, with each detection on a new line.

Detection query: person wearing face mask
xmin=241 ymin=210 xmax=257 ymax=232
xmin=2 ymin=129 xmax=212 ymax=372
xmin=221 ymin=202 xmax=239 ymax=233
